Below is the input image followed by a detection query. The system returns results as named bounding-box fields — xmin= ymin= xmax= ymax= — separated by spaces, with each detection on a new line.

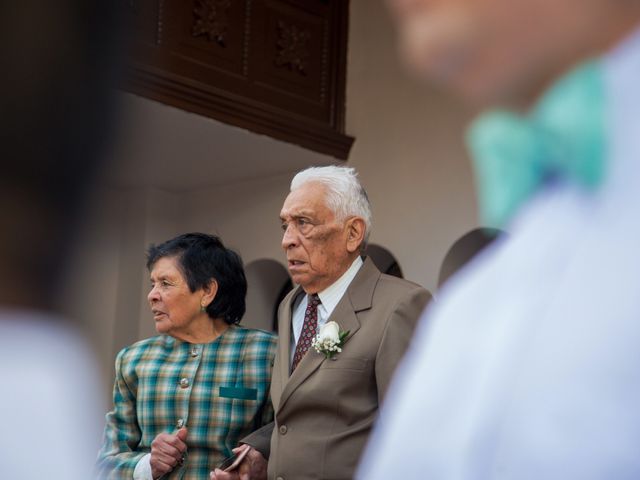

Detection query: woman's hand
xmin=150 ymin=427 xmax=188 ymax=479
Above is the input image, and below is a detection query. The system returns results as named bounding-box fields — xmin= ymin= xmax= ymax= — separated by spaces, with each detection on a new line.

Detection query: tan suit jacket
xmin=244 ymin=258 xmax=431 ymax=480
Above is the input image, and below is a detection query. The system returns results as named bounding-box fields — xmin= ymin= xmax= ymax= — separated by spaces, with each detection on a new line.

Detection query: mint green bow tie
xmin=466 ymin=61 xmax=607 ymax=228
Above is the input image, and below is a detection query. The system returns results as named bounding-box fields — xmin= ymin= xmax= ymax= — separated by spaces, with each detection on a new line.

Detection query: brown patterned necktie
xmin=291 ymin=294 xmax=321 ymax=372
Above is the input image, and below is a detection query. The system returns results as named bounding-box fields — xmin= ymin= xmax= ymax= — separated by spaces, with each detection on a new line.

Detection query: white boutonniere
xmin=312 ymin=321 xmax=350 ymax=359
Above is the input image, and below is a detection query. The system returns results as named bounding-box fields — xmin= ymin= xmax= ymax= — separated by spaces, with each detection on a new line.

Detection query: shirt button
xmin=279 ymin=425 xmax=287 ymax=435
xmin=176 ymin=418 xmax=185 ymax=428
xmin=276 ymin=476 xmax=284 ymax=480
xmin=179 ymin=378 xmax=190 ymax=388
xmin=190 ymin=346 xmax=199 ymax=357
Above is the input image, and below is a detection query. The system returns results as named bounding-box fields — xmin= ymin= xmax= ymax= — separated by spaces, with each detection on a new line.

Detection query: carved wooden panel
xmin=124 ymin=0 xmax=353 ymax=159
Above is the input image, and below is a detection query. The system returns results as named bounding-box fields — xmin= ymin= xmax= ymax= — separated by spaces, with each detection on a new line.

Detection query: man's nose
xmin=282 ymin=224 xmax=298 ymax=250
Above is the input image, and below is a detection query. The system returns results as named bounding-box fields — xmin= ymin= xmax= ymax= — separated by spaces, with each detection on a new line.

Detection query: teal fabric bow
xmin=466 ymin=61 xmax=607 ymax=228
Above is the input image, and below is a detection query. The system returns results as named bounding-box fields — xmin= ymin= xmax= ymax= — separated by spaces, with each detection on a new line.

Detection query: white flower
xmin=317 ymin=321 xmax=340 ymax=343
xmin=312 ymin=321 xmax=350 ymax=359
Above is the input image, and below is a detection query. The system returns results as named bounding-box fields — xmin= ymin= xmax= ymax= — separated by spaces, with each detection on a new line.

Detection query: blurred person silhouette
xmin=96 ymin=233 xmax=276 ymax=479
xmin=0 ymin=1 xmax=120 ymax=479
xmin=358 ymin=0 xmax=640 ymax=479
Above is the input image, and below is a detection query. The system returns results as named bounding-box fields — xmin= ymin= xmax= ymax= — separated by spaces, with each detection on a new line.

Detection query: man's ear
xmin=201 ymin=279 xmax=218 ymax=308
xmin=346 ymin=217 xmax=366 ymax=253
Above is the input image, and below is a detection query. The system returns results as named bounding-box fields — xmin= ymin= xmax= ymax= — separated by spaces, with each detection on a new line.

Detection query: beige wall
xmin=346 ymin=0 xmax=478 ymax=290
xmin=66 ymin=0 xmax=480 ymax=397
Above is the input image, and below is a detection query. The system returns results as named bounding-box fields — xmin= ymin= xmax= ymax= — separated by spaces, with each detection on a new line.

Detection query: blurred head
xmin=146 ymin=233 xmax=247 ymax=335
xmin=280 ymin=166 xmax=370 ymax=294
xmin=0 ymin=1 xmax=121 ymax=312
xmin=386 ymin=0 xmax=640 ymax=106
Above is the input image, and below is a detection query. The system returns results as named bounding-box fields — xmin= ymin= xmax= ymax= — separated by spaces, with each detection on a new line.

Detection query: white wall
xmin=346 ymin=0 xmax=478 ymax=290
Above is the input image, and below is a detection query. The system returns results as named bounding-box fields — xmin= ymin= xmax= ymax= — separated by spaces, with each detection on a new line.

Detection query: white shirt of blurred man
xmin=359 ymin=0 xmax=640 ymax=479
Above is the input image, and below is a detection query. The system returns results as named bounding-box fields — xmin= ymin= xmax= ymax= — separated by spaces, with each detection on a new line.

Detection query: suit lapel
xmin=276 ymin=258 xmax=380 ymax=413
xmin=272 ymin=286 xmax=303 ymax=411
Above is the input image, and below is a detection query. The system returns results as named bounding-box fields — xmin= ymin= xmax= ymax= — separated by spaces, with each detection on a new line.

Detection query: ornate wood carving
xmin=275 ymin=20 xmax=310 ymax=75
xmin=123 ymin=0 xmax=353 ymax=159
xmin=192 ymin=0 xmax=232 ymax=46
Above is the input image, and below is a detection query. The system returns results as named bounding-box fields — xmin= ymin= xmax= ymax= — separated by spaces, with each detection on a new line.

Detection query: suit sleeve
xmin=375 ymin=287 xmax=432 ymax=402
xmin=96 ymin=348 xmax=147 ymax=478
xmin=241 ymin=421 xmax=274 ymax=459
xmin=259 ymin=337 xmax=277 ymax=428
xmin=241 ymin=333 xmax=277 ymax=459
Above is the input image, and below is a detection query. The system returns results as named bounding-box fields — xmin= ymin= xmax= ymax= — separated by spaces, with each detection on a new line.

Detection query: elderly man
xmin=212 ymin=166 xmax=431 ymax=480
xmin=358 ymin=0 xmax=640 ymax=479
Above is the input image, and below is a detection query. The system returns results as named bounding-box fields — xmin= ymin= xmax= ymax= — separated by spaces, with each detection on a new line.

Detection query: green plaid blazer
xmin=97 ymin=325 xmax=276 ymax=479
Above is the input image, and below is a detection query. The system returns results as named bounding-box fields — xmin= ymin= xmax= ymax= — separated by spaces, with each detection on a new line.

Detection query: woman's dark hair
xmin=146 ymin=233 xmax=247 ymax=325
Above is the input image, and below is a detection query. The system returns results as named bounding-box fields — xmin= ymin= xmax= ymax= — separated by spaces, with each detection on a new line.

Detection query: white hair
xmin=290 ymin=165 xmax=372 ymax=243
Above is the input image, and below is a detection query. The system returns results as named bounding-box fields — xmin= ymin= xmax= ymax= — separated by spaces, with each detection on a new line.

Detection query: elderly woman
xmin=97 ymin=233 xmax=277 ymax=479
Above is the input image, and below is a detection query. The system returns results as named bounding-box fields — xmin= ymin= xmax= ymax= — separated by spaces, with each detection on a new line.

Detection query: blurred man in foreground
xmin=358 ymin=0 xmax=640 ymax=478
xmin=0 ymin=1 xmax=120 ymax=478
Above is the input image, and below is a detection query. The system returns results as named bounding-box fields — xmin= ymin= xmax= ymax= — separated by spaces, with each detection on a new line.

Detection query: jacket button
xmin=278 ymin=425 xmax=287 ymax=435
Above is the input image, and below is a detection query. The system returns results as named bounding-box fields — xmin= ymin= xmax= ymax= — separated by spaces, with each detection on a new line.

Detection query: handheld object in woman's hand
xmin=218 ymin=444 xmax=250 ymax=472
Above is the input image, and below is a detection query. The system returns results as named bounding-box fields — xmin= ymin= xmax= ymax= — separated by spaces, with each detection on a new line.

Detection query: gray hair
xmin=290 ymin=165 xmax=372 ymax=243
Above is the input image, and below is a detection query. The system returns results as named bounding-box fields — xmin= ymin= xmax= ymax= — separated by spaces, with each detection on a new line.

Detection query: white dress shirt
xmin=0 ymin=310 xmax=104 ymax=480
xmin=358 ymin=28 xmax=640 ymax=480
xmin=290 ymin=256 xmax=364 ymax=365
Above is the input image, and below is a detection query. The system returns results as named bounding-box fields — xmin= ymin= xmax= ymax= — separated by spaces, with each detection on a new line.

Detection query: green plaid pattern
xmin=97 ymin=325 xmax=276 ymax=479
